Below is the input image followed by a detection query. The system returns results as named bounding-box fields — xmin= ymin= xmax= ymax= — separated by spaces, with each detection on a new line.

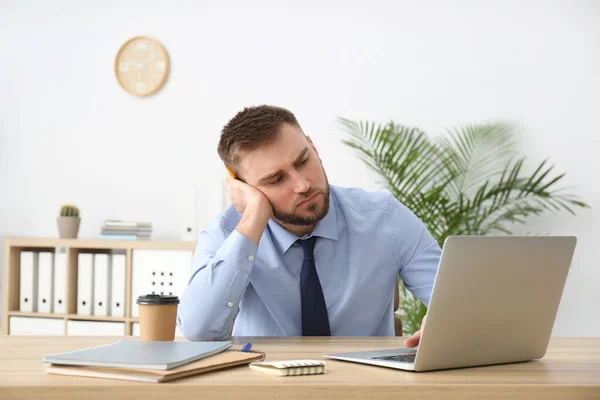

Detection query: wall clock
xmin=114 ymin=36 xmax=169 ymax=96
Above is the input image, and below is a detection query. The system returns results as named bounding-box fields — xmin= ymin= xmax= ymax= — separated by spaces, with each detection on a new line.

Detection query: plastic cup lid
xmin=136 ymin=294 xmax=180 ymax=305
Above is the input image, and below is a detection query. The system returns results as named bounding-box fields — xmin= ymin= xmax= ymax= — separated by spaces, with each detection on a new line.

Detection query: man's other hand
xmin=404 ymin=315 xmax=427 ymax=348
xmin=225 ymin=174 xmax=273 ymax=218
xmin=227 ymin=174 xmax=274 ymax=245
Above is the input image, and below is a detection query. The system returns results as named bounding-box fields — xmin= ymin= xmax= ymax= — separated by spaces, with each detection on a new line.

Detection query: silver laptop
xmin=323 ymin=236 xmax=577 ymax=372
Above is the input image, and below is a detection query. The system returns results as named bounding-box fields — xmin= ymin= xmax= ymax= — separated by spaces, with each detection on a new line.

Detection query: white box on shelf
xmin=9 ymin=317 xmax=64 ymax=335
xmin=131 ymin=249 xmax=192 ymax=318
xmin=66 ymin=320 xmax=125 ymax=336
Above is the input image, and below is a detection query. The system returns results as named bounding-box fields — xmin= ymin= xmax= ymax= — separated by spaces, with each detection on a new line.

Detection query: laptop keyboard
xmin=371 ymin=352 xmax=416 ymax=363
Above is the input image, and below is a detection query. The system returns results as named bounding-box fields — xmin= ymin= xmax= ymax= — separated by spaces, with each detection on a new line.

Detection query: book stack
xmin=100 ymin=220 xmax=153 ymax=240
xmin=43 ymin=340 xmax=264 ymax=383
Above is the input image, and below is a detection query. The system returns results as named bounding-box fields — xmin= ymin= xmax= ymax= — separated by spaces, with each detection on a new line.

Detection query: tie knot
xmin=298 ymin=236 xmax=317 ymax=259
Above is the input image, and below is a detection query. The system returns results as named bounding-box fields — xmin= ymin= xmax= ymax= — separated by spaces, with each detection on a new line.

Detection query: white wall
xmin=1 ymin=1 xmax=598 ymax=335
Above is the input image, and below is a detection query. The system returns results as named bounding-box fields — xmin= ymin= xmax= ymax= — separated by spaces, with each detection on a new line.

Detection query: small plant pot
xmin=57 ymin=217 xmax=81 ymax=239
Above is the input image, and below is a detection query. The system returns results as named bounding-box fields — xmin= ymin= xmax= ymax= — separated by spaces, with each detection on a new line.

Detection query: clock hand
xmin=127 ymin=60 xmax=143 ymax=69
xmin=141 ymin=53 xmax=161 ymax=66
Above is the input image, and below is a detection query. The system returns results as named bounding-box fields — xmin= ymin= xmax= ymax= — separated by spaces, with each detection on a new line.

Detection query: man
xmin=178 ymin=105 xmax=440 ymax=347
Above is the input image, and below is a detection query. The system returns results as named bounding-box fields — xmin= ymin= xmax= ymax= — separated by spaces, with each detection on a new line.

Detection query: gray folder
xmin=43 ymin=340 xmax=232 ymax=370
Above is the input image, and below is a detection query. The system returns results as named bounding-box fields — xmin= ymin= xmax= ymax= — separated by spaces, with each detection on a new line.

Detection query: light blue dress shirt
xmin=178 ymin=185 xmax=441 ymax=340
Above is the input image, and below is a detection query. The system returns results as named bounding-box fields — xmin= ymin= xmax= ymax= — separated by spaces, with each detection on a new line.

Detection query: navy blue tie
xmin=299 ymin=236 xmax=331 ymax=336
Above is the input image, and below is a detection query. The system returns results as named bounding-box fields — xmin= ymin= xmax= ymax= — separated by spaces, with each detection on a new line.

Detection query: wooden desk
xmin=0 ymin=336 xmax=598 ymax=399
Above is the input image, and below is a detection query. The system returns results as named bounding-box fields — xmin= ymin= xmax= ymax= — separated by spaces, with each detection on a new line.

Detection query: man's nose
xmin=291 ymin=171 xmax=310 ymax=193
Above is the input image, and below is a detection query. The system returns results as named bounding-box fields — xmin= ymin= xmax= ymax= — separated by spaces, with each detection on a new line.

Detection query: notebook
xmin=249 ymin=360 xmax=326 ymax=376
xmin=45 ymin=349 xmax=265 ymax=383
xmin=42 ymin=340 xmax=231 ymax=370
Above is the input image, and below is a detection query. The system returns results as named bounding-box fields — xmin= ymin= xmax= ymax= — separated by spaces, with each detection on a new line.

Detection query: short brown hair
xmin=218 ymin=105 xmax=301 ymax=171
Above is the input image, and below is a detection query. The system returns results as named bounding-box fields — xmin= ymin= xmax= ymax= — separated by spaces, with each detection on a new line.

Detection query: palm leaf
xmin=438 ymin=123 xmax=517 ymax=200
xmin=340 ymin=118 xmax=589 ymax=334
xmin=339 ymin=118 xmax=455 ymax=220
xmin=465 ymin=158 xmax=588 ymax=234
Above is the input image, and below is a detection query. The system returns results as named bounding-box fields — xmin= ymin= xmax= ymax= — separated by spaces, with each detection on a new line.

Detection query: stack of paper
xmin=43 ymin=340 xmax=262 ymax=383
xmin=100 ymin=220 xmax=153 ymax=240
xmin=249 ymin=360 xmax=326 ymax=376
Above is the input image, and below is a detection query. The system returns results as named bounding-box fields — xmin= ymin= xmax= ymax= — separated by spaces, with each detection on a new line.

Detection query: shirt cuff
xmin=213 ymin=229 xmax=259 ymax=274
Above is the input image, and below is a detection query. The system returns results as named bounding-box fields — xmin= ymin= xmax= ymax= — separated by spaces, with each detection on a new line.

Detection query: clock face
xmin=115 ymin=36 xmax=169 ymax=96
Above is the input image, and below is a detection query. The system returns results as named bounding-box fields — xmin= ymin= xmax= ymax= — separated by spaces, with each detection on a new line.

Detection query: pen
xmin=241 ymin=342 xmax=252 ymax=352
xmin=225 ymin=164 xmax=237 ymax=179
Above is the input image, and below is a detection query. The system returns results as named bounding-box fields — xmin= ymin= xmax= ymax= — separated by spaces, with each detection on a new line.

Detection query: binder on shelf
xmin=53 ymin=249 xmax=67 ymax=314
xmin=93 ymin=254 xmax=112 ymax=317
xmin=180 ymin=181 xmax=198 ymax=241
xmin=19 ymin=251 xmax=39 ymax=312
xmin=37 ymin=251 xmax=55 ymax=313
xmin=111 ymin=254 xmax=126 ymax=318
xmin=77 ymin=253 xmax=95 ymax=316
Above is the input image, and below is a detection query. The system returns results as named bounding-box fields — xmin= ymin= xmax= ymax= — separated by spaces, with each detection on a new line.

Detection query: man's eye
xmin=270 ymin=176 xmax=283 ymax=185
xmin=296 ymin=157 xmax=309 ymax=167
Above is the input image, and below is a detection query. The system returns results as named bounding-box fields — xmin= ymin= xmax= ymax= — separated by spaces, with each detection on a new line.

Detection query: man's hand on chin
xmin=403 ymin=315 xmax=427 ymax=348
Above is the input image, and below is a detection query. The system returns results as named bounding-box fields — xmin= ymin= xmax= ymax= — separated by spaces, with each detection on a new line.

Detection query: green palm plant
xmin=339 ymin=119 xmax=589 ymax=335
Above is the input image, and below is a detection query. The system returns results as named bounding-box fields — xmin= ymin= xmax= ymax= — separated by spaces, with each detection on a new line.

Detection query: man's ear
xmin=306 ymin=135 xmax=319 ymax=156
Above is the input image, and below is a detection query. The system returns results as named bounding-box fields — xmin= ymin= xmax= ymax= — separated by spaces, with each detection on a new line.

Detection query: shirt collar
xmin=268 ymin=187 xmax=339 ymax=255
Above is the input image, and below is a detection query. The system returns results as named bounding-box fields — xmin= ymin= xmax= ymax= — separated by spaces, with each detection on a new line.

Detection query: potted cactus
xmin=57 ymin=204 xmax=81 ymax=239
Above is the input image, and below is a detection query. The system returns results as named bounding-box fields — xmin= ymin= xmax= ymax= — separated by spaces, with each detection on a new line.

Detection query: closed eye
xmin=270 ymin=175 xmax=284 ymax=185
xmin=270 ymin=156 xmax=309 ymax=185
xmin=296 ymin=156 xmax=309 ymax=168
xmin=258 ymin=148 xmax=311 ymax=185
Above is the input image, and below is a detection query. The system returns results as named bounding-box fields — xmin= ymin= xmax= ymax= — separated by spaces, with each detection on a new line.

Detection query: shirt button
xmin=247 ymin=254 xmax=255 ymax=261
xmin=227 ymin=301 xmax=233 ymax=308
